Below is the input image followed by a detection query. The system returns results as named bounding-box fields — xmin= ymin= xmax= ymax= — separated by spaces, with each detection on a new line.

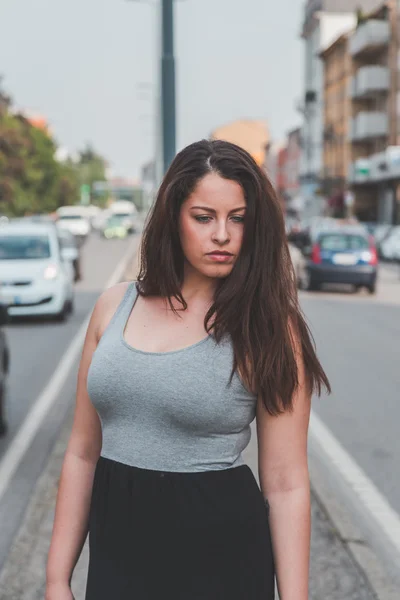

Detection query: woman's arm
xmin=256 ymin=329 xmax=311 ymax=600
xmin=45 ymin=283 xmax=130 ymax=598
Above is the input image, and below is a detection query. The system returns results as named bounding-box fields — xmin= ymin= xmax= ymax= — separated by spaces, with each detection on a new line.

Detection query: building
xmin=299 ymin=0 xmax=381 ymax=216
xmin=276 ymin=146 xmax=289 ymax=201
xmin=284 ymin=128 xmax=302 ymax=213
xmin=264 ymin=140 xmax=285 ymax=190
xmin=264 ymin=130 xmax=303 ymax=217
xmin=348 ymin=1 xmax=400 ymax=223
xmin=320 ymin=31 xmax=353 ymax=215
xmin=141 ymin=159 xmax=157 ymax=211
xmin=210 ymin=119 xmax=269 ymax=166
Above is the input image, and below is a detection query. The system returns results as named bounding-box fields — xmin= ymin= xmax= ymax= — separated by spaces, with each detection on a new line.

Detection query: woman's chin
xmin=202 ymin=264 xmax=234 ymax=279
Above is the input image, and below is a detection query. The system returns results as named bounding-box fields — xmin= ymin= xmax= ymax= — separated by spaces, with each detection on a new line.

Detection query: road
xmin=0 ymin=232 xmax=140 ymax=569
xmin=0 ymin=243 xmax=399 ymax=597
xmin=301 ymin=265 xmax=400 ymax=515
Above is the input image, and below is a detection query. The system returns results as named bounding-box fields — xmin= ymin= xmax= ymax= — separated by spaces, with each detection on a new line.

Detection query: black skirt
xmin=85 ymin=456 xmax=275 ymax=599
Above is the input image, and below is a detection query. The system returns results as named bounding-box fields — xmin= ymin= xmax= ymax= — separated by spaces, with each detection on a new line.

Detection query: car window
xmin=58 ymin=215 xmax=84 ymax=220
xmin=0 ymin=235 xmax=51 ymax=259
xmin=319 ymin=234 xmax=369 ymax=251
xmin=107 ymin=215 xmax=125 ymax=225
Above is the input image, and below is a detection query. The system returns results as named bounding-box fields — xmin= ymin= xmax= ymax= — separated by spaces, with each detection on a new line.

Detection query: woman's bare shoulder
xmin=92 ymin=281 xmax=134 ymax=340
xmin=97 ymin=281 xmax=133 ymax=308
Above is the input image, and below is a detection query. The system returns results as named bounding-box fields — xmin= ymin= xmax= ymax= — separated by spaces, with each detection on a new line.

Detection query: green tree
xmin=0 ymin=80 xmax=108 ymax=215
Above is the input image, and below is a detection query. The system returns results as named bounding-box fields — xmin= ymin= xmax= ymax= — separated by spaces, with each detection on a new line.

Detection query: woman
xmin=46 ymin=139 xmax=330 ymax=600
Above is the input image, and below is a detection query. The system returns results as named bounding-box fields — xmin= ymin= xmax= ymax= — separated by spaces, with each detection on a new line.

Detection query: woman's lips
xmin=206 ymin=253 xmax=233 ymax=263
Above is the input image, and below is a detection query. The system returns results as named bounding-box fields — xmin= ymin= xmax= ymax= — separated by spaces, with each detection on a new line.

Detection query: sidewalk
xmin=0 ymin=248 xmax=381 ymax=600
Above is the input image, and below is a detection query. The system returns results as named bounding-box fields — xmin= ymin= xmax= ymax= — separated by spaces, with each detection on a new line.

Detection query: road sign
xmin=80 ymin=184 xmax=91 ymax=206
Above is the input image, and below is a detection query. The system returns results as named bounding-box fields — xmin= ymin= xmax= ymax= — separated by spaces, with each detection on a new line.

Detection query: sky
xmin=0 ymin=0 xmax=305 ymax=178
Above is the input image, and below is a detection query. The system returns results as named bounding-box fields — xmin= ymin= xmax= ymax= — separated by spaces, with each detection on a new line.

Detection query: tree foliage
xmin=0 ymin=79 xmax=107 ymax=216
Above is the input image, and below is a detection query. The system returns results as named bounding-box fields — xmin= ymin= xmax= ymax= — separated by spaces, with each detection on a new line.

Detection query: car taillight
xmin=311 ymin=244 xmax=322 ymax=264
xmin=369 ymin=245 xmax=378 ymax=266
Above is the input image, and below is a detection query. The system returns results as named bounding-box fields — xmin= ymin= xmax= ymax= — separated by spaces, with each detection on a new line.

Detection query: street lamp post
xmin=161 ymin=0 xmax=176 ymax=173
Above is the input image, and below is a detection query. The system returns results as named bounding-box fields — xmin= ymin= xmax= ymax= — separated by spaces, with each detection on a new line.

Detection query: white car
xmin=288 ymin=243 xmax=307 ymax=288
xmin=380 ymin=226 xmax=400 ymax=261
xmin=108 ymin=201 xmax=140 ymax=233
xmin=56 ymin=206 xmax=91 ymax=241
xmin=0 ymin=221 xmax=74 ymax=321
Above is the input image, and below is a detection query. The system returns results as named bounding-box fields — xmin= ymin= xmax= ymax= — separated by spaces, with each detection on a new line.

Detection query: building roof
xmin=320 ymin=30 xmax=351 ymax=58
xmin=210 ymin=119 xmax=269 ymax=166
xmin=302 ymin=0 xmax=382 ymax=37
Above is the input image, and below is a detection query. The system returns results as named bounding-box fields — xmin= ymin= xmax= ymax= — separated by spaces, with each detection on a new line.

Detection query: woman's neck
xmin=180 ymin=268 xmax=217 ymax=305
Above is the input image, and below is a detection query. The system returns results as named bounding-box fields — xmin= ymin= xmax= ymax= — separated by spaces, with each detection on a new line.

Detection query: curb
xmin=308 ymin=443 xmax=400 ymax=600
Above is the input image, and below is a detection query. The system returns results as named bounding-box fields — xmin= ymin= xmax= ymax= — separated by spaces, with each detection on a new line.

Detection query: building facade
xmin=321 ymin=32 xmax=353 ymax=214
xmin=264 ymin=140 xmax=285 ymax=191
xmin=264 ymin=131 xmax=302 ymax=216
xmin=300 ymin=0 xmax=381 ymax=217
xmin=348 ymin=1 xmax=400 ymax=223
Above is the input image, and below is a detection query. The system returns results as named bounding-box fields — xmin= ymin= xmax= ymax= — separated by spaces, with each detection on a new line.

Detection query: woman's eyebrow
xmin=190 ymin=206 xmax=246 ymax=214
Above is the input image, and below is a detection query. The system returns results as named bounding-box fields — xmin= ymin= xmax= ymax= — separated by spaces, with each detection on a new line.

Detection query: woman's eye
xmin=231 ymin=215 xmax=245 ymax=223
xmin=195 ymin=216 xmax=212 ymax=223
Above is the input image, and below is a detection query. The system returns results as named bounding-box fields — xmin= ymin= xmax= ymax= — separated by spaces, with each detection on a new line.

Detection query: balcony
xmin=350 ymin=112 xmax=388 ymax=141
xmin=351 ymin=66 xmax=389 ymax=98
xmin=349 ymin=147 xmax=400 ymax=183
xmin=350 ymin=20 xmax=390 ymax=57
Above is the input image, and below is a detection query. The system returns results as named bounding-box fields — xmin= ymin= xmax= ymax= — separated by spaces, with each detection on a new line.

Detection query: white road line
xmin=0 ymin=236 xmax=140 ymax=502
xmin=309 ymin=410 xmax=400 ymax=556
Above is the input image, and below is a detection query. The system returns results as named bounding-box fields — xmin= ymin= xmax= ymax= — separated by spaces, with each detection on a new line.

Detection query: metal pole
xmin=161 ymin=0 xmax=176 ymax=173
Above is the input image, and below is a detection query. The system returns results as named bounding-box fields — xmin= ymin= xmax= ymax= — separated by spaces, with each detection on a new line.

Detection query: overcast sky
xmin=0 ymin=0 xmax=304 ymax=178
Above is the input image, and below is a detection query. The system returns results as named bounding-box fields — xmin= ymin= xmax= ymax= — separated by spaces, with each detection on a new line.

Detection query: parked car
xmin=302 ymin=226 xmax=378 ymax=294
xmin=0 ymin=221 xmax=75 ymax=321
xmin=56 ymin=206 xmax=91 ymax=243
xmin=288 ymin=243 xmax=307 ymax=289
xmin=57 ymin=229 xmax=82 ymax=281
xmin=108 ymin=200 xmax=140 ymax=234
xmin=380 ymin=226 xmax=400 ymax=261
xmin=102 ymin=215 xmax=129 ymax=239
xmin=369 ymin=224 xmax=393 ymax=258
xmin=0 ymin=302 xmax=10 ymax=436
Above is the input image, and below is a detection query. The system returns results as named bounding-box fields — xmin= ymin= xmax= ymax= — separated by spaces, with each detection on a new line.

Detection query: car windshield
xmin=58 ymin=215 xmax=84 ymax=221
xmin=107 ymin=215 xmax=125 ymax=226
xmin=0 ymin=234 xmax=51 ymax=260
xmin=319 ymin=233 xmax=369 ymax=251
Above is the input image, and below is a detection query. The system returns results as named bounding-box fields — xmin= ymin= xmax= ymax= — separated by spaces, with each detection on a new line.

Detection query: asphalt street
xmin=301 ymin=267 xmax=400 ymax=515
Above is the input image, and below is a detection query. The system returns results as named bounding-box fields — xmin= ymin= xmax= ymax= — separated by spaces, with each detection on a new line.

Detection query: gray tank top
xmin=87 ymin=282 xmax=257 ymax=472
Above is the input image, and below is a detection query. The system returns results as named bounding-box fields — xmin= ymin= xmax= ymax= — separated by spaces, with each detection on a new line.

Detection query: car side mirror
xmin=0 ymin=304 xmax=9 ymax=326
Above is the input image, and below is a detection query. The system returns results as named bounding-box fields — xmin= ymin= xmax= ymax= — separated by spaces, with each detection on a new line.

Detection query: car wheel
xmin=0 ymin=383 xmax=8 ymax=437
xmin=367 ymin=283 xmax=376 ymax=295
xmin=302 ymin=270 xmax=320 ymax=291
xmin=74 ymin=263 xmax=81 ymax=282
xmin=55 ymin=302 xmax=69 ymax=323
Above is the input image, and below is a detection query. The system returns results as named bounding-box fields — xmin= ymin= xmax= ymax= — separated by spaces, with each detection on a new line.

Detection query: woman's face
xmin=179 ymin=173 xmax=246 ymax=280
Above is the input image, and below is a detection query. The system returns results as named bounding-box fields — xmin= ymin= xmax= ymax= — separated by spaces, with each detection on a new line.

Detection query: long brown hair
xmin=137 ymin=139 xmax=331 ymax=415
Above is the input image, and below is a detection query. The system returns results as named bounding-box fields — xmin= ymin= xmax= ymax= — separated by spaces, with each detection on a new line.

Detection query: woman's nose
xmin=211 ymin=220 xmax=230 ymax=244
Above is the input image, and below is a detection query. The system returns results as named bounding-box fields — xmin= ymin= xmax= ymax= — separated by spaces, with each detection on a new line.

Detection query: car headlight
xmin=43 ymin=264 xmax=59 ymax=280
